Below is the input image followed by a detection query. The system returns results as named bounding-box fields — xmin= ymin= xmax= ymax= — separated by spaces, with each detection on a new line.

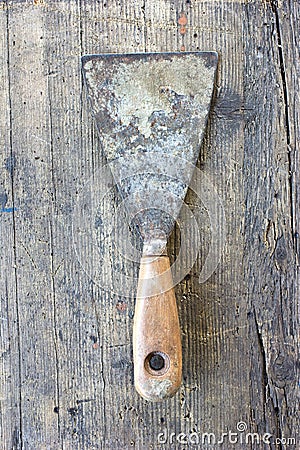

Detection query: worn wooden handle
xmin=133 ymin=254 xmax=182 ymax=401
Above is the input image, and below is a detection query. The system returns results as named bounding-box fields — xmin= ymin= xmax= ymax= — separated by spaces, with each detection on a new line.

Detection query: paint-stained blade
xmin=81 ymin=52 xmax=218 ymax=253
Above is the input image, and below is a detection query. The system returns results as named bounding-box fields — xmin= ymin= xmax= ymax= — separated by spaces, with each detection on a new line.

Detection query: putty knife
xmin=81 ymin=52 xmax=218 ymax=401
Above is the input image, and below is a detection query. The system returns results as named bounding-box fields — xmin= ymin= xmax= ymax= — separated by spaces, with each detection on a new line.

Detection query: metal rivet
xmin=149 ymin=353 xmax=165 ymax=371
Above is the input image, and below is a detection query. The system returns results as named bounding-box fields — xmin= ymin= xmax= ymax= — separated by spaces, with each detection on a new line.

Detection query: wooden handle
xmin=133 ymin=254 xmax=182 ymax=401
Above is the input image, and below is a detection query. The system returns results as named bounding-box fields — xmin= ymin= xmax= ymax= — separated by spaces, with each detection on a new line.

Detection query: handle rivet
xmin=149 ymin=353 xmax=165 ymax=371
xmin=145 ymin=351 xmax=170 ymax=375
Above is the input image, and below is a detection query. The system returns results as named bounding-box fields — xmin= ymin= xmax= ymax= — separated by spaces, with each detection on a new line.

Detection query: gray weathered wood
xmin=0 ymin=1 xmax=298 ymax=449
xmin=0 ymin=7 xmax=22 ymax=449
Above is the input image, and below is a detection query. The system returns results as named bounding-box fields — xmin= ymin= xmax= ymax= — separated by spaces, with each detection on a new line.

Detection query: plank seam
xmin=5 ymin=0 xmax=23 ymax=447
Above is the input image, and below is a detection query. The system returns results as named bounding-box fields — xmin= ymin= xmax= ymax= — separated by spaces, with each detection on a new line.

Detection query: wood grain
xmin=0 ymin=7 xmax=21 ymax=449
xmin=0 ymin=0 xmax=298 ymax=449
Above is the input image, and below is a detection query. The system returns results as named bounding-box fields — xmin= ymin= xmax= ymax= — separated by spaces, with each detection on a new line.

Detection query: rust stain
xmin=180 ymin=45 xmax=186 ymax=52
xmin=178 ymin=12 xmax=188 ymax=26
xmin=93 ymin=343 xmax=99 ymax=349
xmin=116 ymin=301 xmax=127 ymax=312
xmin=178 ymin=12 xmax=188 ymax=35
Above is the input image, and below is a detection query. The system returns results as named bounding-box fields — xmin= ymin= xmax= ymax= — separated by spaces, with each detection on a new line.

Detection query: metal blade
xmin=82 ymin=52 xmax=218 ymax=253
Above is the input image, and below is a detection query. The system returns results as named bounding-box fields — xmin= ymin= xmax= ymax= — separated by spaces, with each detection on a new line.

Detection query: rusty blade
xmin=81 ymin=52 xmax=218 ymax=254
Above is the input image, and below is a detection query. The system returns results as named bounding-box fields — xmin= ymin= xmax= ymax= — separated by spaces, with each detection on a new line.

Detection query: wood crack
xmin=141 ymin=0 xmax=147 ymax=52
xmin=253 ymin=307 xmax=268 ymax=408
xmin=253 ymin=307 xmax=284 ymax=448
xmin=46 ymin=22 xmax=62 ymax=443
xmin=92 ymin=294 xmax=107 ymax=443
xmin=49 ymin=219 xmax=62 ymax=447
xmin=5 ymin=1 xmax=23 ymax=448
xmin=270 ymin=0 xmax=296 ymax=251
xmin=46 ymin=57 xmax=57 ymax=211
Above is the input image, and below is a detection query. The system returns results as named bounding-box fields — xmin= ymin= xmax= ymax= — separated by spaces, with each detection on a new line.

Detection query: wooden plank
xmin=243 ymin=1 xmax=299 ymax=445
xmin=43 ymin=1 xmax=147 ymax=449
xmin=0 ymin=0 xmax=298 ymax=449
xmin=4 ymin=3 xmax=60 ymax=448
xmin=0 ymin=8 xmax=22 ymax=450
xmin=42 ymin=2 xmax=107 ymax=448
xmin=145 ymin=0 xmax=250 ymax=442
xmin=278 ymin=0 xmax=300 ymax=274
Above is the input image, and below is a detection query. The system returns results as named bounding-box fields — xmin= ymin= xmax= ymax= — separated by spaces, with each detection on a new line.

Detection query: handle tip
xmin=135 ymin=376 xmax=181 ymax=402
xmin=134 ymin=350 xmax=181 ymax=401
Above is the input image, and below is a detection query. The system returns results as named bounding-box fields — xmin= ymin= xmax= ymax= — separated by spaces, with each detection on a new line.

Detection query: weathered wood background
xmin=0 ymin=0 xmax=299 ymax=449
